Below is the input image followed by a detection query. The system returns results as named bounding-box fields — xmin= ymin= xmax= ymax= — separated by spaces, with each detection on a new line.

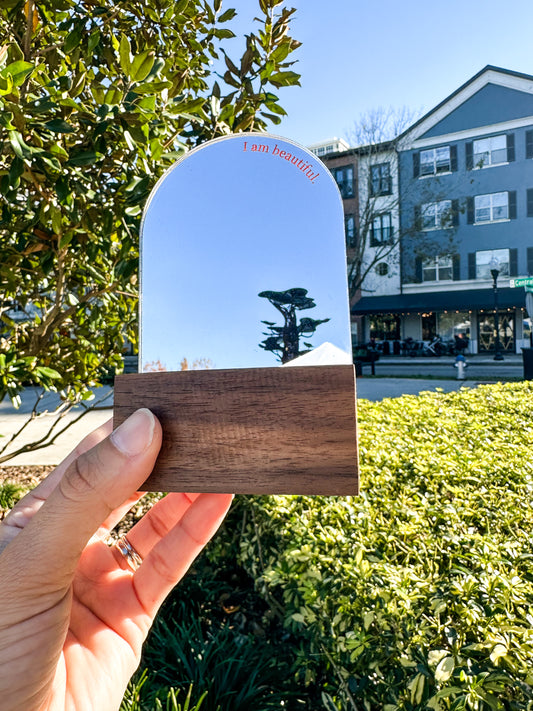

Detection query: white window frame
xmin=422 ymin=255 xmax=453 ymax=283
xmin=474 ymin=192 xmax=508 ymax=223
xmin=421 ymin=199 xmax=452 ymax=230
xmin=475 ymin=249 xmax=510 ymax=280
xmin=371 ymin=212 xmax=393 ymax=244
xmin=420 ymin=146 xmax=451 ymax=176
xmin=473 ymin=135 xmax=507 ymax=168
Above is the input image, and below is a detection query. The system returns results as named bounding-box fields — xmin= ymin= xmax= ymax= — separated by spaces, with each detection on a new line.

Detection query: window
xmin=526 ymin=129 xmax=533 ymax=159
xmin=475 ymin=249 xmax=510 ymax=280
xmin=420 ymin=146 xmax=451 ymax=175
xmin=438 ymin=312 xmax=471 ymax=342
xmin=370 ymin=163 xmax=391 ymax=196
xmin=467 ymin=191 xmax=516 ymax=224
xmin=421 ymin=199 xmax=452 ymax=230
xmin=473 ymin=134 xmax=507 ymax=167
xmin=422 ymin=255 xmax=453 ymax=282
xmin=371 ymin=213 xmax=393 ymax=245
xmin=474 ymin=192 xmax=508 ymax=223
xmin=345 ymin=215 xmax=356 ymax=247
xmin=332 ymin=166 xmax=354 ymax=198
xmin=369 ymin=315 xmax=400 ymax=341
xmin=375 ymin=262 xmax=389 ymax=276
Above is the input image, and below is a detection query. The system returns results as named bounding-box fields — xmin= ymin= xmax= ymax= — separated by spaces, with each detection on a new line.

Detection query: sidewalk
xmin=368 ymin=354 xmax=523 ymax=380
xmin=0 ymin=358 xmax=526 ymax=467
xmin=0 ymin=387 xmax=113 ymax=467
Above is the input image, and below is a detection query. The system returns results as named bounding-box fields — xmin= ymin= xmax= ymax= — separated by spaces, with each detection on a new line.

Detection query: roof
xmin=352 ymin=288 xmax=525 ymax=315
xmin=399 ymin=65 xmax=533 ymax=141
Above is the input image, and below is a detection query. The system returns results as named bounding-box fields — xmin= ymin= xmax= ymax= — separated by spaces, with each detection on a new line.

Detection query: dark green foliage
xmin=258 ymin=288 xmax=329 ymax=363
xmin=0 ymin=480 xmax=26 ymax=511
xmin=203 ymin=382 xmax=533 ymax=709
xmin=121 ymin=671 xmax=207 ymax=711
xmin=131 ymin=566 xmax=303 ymax=711
xmin=0 ymin=0 xmax=300 ymax=418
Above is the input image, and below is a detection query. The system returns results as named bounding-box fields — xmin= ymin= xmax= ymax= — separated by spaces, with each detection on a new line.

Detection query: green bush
xmin=0 ymin=481 xmax=27 ymax=513
xmin=134 ymin=579 xmax=300 ymax=711
xmin=204 ymin=382 xmax=533 ymax=710
xmin=121 ymin=671 xmax=207 ymax=711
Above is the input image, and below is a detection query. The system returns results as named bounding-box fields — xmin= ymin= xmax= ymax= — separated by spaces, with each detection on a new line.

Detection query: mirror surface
xmin=140 ymin=133 xmax=351 ymax=371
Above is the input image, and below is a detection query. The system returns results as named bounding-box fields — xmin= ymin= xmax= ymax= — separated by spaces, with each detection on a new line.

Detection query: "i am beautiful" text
xmin=243 ymin=141 xmax=320 ymax=183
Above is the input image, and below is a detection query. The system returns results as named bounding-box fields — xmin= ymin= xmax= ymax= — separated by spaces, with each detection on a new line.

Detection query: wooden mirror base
xmin=113 ymin=364 xmax=358 ymax=495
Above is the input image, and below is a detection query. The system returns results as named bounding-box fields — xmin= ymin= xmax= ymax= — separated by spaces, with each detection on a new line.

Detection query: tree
xmin=258 ymin=288 xmax=329 ymax=363
xmin=343 ymin=107 xmax=458 ymax=300
xmin=0 ymin=0 xmax=300 ymax=462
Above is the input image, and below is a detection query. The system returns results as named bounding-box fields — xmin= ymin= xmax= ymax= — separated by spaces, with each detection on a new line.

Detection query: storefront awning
xmin=352 ymin=288 xmax=525 ymax=315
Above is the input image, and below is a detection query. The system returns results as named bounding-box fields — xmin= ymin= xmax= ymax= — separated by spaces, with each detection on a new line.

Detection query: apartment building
xmin=323 ymin=66 xmax=533 ymax=354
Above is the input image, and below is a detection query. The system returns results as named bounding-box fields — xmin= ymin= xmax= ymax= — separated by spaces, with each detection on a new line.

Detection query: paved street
xmin=0 ymin=355 xmax=525 ymax=466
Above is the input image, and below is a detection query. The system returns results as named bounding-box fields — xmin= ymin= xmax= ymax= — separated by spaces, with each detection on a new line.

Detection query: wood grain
xmin=113 ymin=364 xmax=358 ymax=495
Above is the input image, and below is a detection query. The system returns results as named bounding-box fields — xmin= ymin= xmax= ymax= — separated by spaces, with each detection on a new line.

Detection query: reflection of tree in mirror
xmin=143 ymin=357 xmax=214 ymax=372
xmin=258 ymin=288 xmax=330 ymax=364
xmin=180 ymin=357 xmax=214 ymax=371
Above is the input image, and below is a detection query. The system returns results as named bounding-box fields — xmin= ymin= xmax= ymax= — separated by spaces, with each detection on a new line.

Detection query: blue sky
xmin=141 ymin=135 xmax=351 ymax=370
xmin=227 ymin=0 xmax=533 ymax=147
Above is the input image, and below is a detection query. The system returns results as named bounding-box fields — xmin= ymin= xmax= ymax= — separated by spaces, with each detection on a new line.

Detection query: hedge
xmin=196 ymin=382 xmax=533 ymax=710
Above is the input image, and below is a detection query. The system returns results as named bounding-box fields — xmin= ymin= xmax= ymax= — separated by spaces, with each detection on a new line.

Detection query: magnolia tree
xmin=0 ymin=0 xmax=300 ymax=462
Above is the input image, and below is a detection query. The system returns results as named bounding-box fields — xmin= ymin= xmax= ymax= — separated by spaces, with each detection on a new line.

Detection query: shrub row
xmin=204 ymin=382 xmax=533 ymax=710
xmin=3 ymin=381 xmax=523 ymax=710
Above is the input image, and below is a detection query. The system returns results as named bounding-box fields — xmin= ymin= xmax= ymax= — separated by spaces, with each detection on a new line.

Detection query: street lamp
xmin=489 ymin=257 xmax=504 ymax=361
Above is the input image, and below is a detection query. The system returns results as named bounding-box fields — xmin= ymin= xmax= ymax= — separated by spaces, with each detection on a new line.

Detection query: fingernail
xmin=111 ymin=409 xmax=156 ymax=456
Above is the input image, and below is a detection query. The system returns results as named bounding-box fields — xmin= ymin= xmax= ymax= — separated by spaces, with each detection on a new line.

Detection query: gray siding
xmin=421 ymin=84 xmax=533 ymax=139
xmin=400 ymin=125 xmax=533 ymax=283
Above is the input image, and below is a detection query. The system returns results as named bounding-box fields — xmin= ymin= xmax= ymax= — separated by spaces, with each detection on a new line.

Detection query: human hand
xmin=0 ymin=409 xmax=233 ymax=711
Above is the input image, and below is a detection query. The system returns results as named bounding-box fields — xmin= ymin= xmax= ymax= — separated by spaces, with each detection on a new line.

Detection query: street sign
xmin=510 ymin=277 xmax=533 ymax=288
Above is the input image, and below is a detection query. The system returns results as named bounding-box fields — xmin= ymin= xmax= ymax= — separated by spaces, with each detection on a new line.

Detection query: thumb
xmin=4 ymin=408 xmax=162 ymax=590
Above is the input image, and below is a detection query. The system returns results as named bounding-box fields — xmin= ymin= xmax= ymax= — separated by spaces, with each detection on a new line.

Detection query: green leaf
xmin=7 ymin=130 xmax=28 ymax=158
xmin=34 ymin=366 xmax=62 ymax=380
xmin=119 ymin=35 xmax=132 ymax=76
xmin=130 ymin=51 xmax=155 ymax=83
xmin=44 ymin=118 xmax=75 ymax=133
xmin=67 ymin=151 xmax=99 ymax=166
xmin=435 ymin=656 xmax=455 ymax=682
xmin=219 ymin=8 xmax=237 ymax=22
xmin=103 ymin=85 xmax=123 ymax=105
xmin=213 ymin=28 xmax=235 ymax=40
xmin=0 ymin=73 xmax=14 ymax=95
xmin=63 ymin=25 xmax=84 ymax=53
xmin=269 ymin=70 xmax=301 ymax=87
xmin=1 ymin=60 xmax=34 ymax=86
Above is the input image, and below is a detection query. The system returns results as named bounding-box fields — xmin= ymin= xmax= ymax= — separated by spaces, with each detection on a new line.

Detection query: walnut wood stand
xmin=113 ymin=364 xmax=358 ymax=495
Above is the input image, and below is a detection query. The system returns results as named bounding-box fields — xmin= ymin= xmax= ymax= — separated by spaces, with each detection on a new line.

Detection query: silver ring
xmin=115 ymin=535 xmax=143 ymax=571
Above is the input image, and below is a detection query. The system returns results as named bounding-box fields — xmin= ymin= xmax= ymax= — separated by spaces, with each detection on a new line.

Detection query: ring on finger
xmin=114 ymin=534 xmax=143 ymax=572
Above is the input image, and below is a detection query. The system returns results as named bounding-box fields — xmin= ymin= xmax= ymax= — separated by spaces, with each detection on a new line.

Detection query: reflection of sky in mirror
xmin=141 ymin=134 xmax=351 ymax=371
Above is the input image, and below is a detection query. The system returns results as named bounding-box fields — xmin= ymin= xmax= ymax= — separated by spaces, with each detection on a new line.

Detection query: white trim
xmin=402 ymin=278 xmax=512 ymax=294
xmin=473 ymin=218 xmax=510 ymax=226
xmin=472 ymin=161 xmax=509 ymax=171
xmin=409 ymin=115 xmax=533 ymax=149
xmin=418 ymin=171 xmax=452 ymax=179
xmin=401 ymin=69 xmax=533 ymax=147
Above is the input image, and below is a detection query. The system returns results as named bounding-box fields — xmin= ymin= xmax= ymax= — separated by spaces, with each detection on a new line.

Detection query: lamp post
xmin=489 ymin=258 xmax=504 ymax=361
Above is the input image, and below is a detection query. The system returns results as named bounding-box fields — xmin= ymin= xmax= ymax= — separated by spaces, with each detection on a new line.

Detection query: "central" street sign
xmin=510 ymin=277 xmax=533 ymax=288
